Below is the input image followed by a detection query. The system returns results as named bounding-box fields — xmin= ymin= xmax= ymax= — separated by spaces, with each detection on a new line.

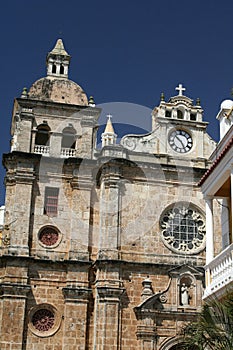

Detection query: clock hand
xmin=175 ymin=135 xmax=186 ymax=149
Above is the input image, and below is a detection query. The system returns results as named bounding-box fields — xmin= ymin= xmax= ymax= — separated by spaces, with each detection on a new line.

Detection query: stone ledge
xmin=0 ymin=283 xmax=31 ymax=298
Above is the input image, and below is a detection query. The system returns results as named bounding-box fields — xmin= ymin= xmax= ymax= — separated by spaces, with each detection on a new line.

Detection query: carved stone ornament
xmin=121 ymin=131 xmax=158 ymax=153
xmin=159 ymin=293 xmax=168 ymax=303
xmin=160 ymin=203 xmax=205 ymax=254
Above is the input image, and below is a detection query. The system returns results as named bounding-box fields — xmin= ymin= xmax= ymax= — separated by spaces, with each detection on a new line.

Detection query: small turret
xmin=46 ymin=39 xmax=70 ymax=78
xmin=101 ymin=114 xmax=117 ymax=147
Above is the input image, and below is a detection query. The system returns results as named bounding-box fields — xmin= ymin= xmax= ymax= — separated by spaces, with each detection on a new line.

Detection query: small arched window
xmin=61 ymin=126 xmax=76 ymax=149
xmin=165 ymin=110 xmax=171 ymax=118
xmin=177 ymin=110 xmax=184 ymax=119
xmin=35 ymin=123 xmax=51 ymax=146
xmin=52 ymin=64 xmax=56 ymax=74
xmin=190 ymin=113 xmax=196 ymax=121
xmin=60 ymin=65 xmax=64 ymax=74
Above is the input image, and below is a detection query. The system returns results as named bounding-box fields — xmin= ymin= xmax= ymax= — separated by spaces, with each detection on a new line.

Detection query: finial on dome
xmin=101 ymin=114 xmax=117 ymax=147
xmin=88 ymin=96 xmax=95 ymax=107
xmin=196 ymin=97 xmax=201 ymax=106
xmin=21 ymin=87 xmax=28 ymax=99
xmin=160 ymin=92 xmax=165 ymax=102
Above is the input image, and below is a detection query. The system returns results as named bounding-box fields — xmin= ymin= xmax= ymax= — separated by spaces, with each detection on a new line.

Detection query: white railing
xmin=34 ymin=146 xmax=77 ymax=158
xmin=60 ymin=148 xmax=76 ymax=158
xmin=204 ymin=243 xmax=233 ymax=298
xmin=34 ymin=145 xmax=50 ymax=156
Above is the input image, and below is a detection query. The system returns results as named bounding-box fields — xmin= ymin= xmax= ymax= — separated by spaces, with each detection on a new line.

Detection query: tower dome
xmin=28 ymin=78 xmax=88 ymax=105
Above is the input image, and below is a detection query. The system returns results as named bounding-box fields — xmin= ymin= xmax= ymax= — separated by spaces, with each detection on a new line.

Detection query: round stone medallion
xmin=29 ymin=304 xmax=61 ymax=337
xmin=32 ymin=308 xmax=55 ymax=332
xmin=38 ymin=226 xmax=61 ymax=248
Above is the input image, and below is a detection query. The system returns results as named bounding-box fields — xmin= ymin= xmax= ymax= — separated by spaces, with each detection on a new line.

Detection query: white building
xmin=200 ymin=99 xmax=233 ymax=300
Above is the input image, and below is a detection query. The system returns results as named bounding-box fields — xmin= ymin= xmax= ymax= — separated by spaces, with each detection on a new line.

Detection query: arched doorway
xmin=160 ymin=337 xmax=199 ymax=350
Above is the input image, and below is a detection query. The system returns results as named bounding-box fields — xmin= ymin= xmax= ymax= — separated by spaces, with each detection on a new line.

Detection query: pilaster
xmin=93 ymin=285 xmax=124 ymax=350
xmin=99 ymin=161 xmax=122 ymax=256
xmin=69 ymin=165 xmax=93 ymax=261
xmin=49 ymin=132 xmax=62 ymax=157
xmin=2 ymin=153 xmax=37 ymax=256
xmin=205 ymin=196 xmax=214 ymax=264
xmin=136 ymin=318 xmax=157 ymax=350
xmin=17 ymin=108 xmax=34 ymax=153
xmin=62 ymin=286 xmax=91 ymax=350
xmin=0 ymin=283 xmax=30 ymax=350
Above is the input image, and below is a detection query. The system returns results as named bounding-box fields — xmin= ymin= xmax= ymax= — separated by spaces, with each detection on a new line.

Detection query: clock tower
xmin=122 ymin=83 xmax=215 ymax=164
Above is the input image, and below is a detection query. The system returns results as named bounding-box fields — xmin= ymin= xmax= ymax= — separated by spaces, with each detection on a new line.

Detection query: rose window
xmin=32 ymin=309 xmax=55 ymax=332
xmin=39 ymin=227 xmax=59 ymax=246
xmin=160 ymin=204 xmax=205 ymax=254
xmin=29 ymin=304 xmax=61 ymax=337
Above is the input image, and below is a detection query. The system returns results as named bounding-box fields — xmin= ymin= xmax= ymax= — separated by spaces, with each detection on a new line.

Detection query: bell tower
xmin=1 ymin=40 xmax=101 ymax=349
xmin=46 ymin=38 xmax=70 ymax=78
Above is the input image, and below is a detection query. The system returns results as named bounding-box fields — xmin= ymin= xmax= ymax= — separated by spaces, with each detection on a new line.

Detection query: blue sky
xmin=1 ymin=0 xmax=233 ymax=204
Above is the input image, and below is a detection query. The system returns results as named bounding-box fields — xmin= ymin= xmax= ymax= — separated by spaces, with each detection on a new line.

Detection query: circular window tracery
xmin=160 ymin=203 xmax=205 ymax=254
xmin=38 ymin=226 xmax=61 ymax=248
xmin=29 ymin=303 xmax=61 ymax=337
xmin=32 ymin=308 xmax=55 ymax=332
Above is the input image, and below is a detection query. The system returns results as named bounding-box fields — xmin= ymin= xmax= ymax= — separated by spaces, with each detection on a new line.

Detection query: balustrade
xmin=34 ymin=146 xmax=77 ymax=158
xmin=204 ymin=243 xmax=233 ymax=298
xmin=60 ymin=148 xmax=76 ymax=157
xmin=34 ymin=145 xmax=50 ymax=155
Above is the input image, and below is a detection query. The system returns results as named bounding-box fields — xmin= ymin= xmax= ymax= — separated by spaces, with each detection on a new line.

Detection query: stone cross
xmin=106 ymin=114 xmax=112 ymax=121
xmin=176 ymin=84 xmax=186 ymax=96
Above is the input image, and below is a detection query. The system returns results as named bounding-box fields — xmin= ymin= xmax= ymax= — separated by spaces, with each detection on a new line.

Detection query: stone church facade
xmin=0 ymin=39 xmax=220 ymax=349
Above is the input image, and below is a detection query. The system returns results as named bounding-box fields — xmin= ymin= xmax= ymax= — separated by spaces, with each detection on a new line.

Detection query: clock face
xmin=169 ymin=129 xmax=193 ymax=153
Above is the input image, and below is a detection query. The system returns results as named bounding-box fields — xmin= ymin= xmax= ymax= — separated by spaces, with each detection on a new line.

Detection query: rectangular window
xmin=44 ymin=187 xmax=59 ymax=216
xmin=190 ymin=113 xmax=197 ymax=121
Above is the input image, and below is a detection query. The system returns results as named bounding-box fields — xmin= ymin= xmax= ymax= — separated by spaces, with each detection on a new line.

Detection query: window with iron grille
xmin=44 ymin=187 xmax=59 ymax=216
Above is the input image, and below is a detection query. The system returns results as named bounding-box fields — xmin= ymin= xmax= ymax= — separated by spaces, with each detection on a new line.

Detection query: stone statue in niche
xmin=180 ymin=283 xmax=189 ymax=306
